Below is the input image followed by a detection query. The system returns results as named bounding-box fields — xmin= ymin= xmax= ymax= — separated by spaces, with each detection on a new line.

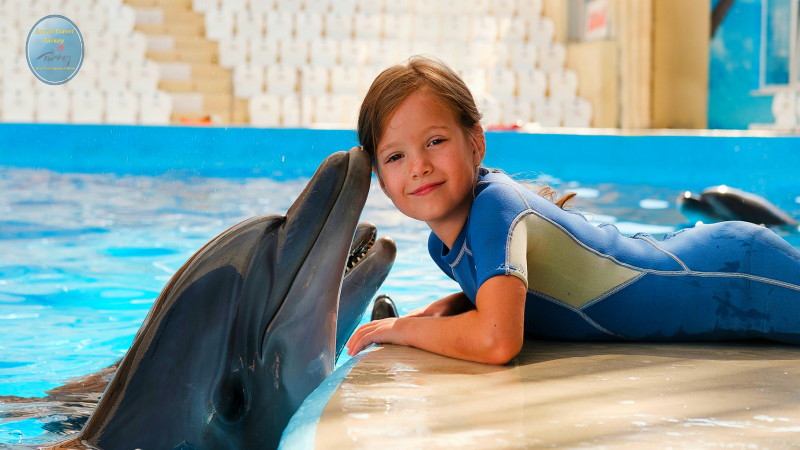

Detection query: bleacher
xmin=0 ymin=0 xmax=594 ymax=128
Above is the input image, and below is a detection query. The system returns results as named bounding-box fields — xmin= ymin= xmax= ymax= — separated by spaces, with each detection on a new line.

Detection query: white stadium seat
xmin=534 ymin=97 xmax=563 ymax=127
xmin=330 ymin=66 xmax=361 ymax=95
xmin=248 ymin=0 xmax=275 ymax=14
xmin=205 ymin=9 xmax=234 ymax=41
xmin=529 ymin=17 xmax=556 ymax=47
xmin=517 ymin=68 xmax=547 ymax=101
xmin=281 ymin=95 xmax=302 ymax=126
xmin=518 ymin=0 xmax=543 ymax=16
xmin=2 ymin=61 xmax=35 ymax=89
xmin=2 ymin=87 xmax=35 ymax=122
xmin=249 ymin=39 xmax=280 ymax=67
xmin=440 ymin=15 xmax=470 ymax=43
xmin=309 ymin=39 xmax=339 ymax=67
xmin=488 ymin=67 xmax=516 ymax=100
xmin=356 ymin=0 xmax=384 ymax=14
xmin=116 ymin=32 xmax=148 ymax=65
xmin=339 ymin=40 xmax=369 ymax=66
xmin=491 ymin=0 xmax=516 ymax=16
xmin=498 ymin=17 xmax=527 ymax=42
xmin=265 ymin=12 xmax=294 ymax=40
xmin=412 ymin=15 xmax=440 ymax=42
xmin=280 ymin=40 xmax=310 ymax=67
xmin=563 ymin=97 xmax=593 ymax=128
xmin=501 ymin=98 xmax=534 ymax=125
xmin=139 ymin=90 xmax=173 ymax=125
xmin=129 ymin=61 xmax=161 ymax=94
xmin=382 ymin=14 xmax=412 ymax=41
xmin=70 ymin=89 xmax=105 ymax=124
xmin=235 ymin=11 xmax=264 ymax=39
xmin=295 ymin=13 xmax=324 ymax=40
xmin=384 ymin=0 xmax=411 ymax=13
xmin=300 ymin=66 xmax=330 ymax=96
xmin=411 ymin=0 xmax=438 ymax=14
xmin=105 ymin=90 xmax=139 ymax=124
xmin=460 ymin=68 xmax=487 ymax=97
xmin=330 ymin=0 xmax=357 ymax=14
xmin=313 ymin=94 xmax=345 ymax=124
xmin=325 ymin=12 xmax=353 ymax=39
xmin=265 ymin=65 xmax=298 ymax=95
xmin=538 ymin=42 xmax=566 ymax=73
xmin=233 ymin=63 xmax=265 ymax=98
xmin=304 ymin=0 xmax=330 ymax=14
xmin=548 ymin=69 xmax=579 ymax=101
xmin=220 ymin=0 xmax=247 ymax=13
xmin=439 ymin=0 xmax=466 ymax=15
xmin=249 ymin=94 xmax=282 ymax=127
xmin=354 ymin=14 xmax=383 ymax=40
xmin=97 ymin=62 xmax=131 ymax=92
xmin=509 ymin=42 xmax=538 ymax=71
xmin=471 ymin=16 xmax=498 ymax=42
xmin=218 ymin=37 xmax=249 ymax=68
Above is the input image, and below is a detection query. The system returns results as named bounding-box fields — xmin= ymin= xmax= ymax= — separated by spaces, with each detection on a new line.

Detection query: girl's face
xmin=374 ymin=92 xmax=485 ymax=230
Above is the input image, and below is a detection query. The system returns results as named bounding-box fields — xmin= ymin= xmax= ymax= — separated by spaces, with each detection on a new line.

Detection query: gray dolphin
xmin=40 ymin=147 xmax=395 ymax=449
xmin=677 ymin=185 xmax=798 ymax=227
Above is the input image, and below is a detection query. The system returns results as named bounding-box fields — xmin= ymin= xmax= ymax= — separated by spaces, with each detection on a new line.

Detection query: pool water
xmin=0 ymin=165 xmax=798 ymax=445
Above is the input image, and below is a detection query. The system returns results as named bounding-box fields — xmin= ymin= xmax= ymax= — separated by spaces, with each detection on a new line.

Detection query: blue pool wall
xmin=1 ymin=124 xmax=798 ymax=196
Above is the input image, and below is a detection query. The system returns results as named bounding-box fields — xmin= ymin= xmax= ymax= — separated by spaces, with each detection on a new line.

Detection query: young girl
xmin=345 ymin=56 xmax=800 ymax=365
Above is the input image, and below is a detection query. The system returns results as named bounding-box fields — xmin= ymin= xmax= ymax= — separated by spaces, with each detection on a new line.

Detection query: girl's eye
xmin=428 ymin=138 xmax=446 ymax=147
xmin=385 ymin=153 xmax=403 ymax=164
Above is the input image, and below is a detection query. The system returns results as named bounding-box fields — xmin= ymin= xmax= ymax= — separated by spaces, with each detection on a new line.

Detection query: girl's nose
xmin=408 ymin=153 xmax=432 ymax=179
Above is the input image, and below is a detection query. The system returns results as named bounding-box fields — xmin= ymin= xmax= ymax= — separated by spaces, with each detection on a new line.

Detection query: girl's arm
xmin=346 ymin=275 xmax=526 ymax=365
xmin=404 ymin=291 xmax=475 ymax=318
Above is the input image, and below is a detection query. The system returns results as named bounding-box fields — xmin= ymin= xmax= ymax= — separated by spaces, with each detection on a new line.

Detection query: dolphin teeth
xmin=344 ymin=235 xmax=376 ymax=275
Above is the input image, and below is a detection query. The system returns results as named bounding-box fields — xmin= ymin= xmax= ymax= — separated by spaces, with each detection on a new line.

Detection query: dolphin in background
xmin=41 ymin=147 xmax=395 ymax=449
xmin=677 ymin=185 xmax=798 ymax=228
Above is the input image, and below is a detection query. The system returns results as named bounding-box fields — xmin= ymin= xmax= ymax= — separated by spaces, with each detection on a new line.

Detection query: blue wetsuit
xmin=428 ymin=169 xmax=800 ymax=344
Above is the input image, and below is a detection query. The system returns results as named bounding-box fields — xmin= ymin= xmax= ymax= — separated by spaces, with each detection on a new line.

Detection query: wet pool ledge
xmin=281 ymin=341 xmax=800 ymax=448
xmin=1 ymin=124 xmax=799 ymax=193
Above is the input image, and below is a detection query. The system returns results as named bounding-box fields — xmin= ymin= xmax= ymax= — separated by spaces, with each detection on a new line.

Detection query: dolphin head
xmin=57 ymin=147 xmax=395 ymax=449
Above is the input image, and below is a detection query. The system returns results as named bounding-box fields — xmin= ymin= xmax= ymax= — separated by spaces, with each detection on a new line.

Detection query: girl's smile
xmin=374 ymin=91 xmax=485 ymax=248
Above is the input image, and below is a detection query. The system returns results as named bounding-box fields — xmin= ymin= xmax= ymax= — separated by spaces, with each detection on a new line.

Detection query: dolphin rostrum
xmin=42 ymin=147 xmax=395 ymax=449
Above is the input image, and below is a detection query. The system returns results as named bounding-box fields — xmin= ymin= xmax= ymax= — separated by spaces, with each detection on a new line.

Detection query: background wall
xmin=708 ymin=0 xmax=775 ymax=129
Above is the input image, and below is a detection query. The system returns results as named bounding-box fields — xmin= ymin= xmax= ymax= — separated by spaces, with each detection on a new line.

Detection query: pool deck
xmin=291 ymin=340 xmax=800 ymax=448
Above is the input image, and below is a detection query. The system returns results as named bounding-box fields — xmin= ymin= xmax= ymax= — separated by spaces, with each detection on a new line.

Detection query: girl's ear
xmin=469 ymin=123 xmax=486 ymax=166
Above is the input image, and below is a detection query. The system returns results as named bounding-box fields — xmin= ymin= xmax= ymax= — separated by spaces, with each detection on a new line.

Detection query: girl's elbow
xmin=479 ymin=333 xmax=523 ymax=365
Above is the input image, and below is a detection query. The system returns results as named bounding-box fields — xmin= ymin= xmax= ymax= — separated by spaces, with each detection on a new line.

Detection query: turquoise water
xmin=1 ymin=142 xmax=799 ymax=444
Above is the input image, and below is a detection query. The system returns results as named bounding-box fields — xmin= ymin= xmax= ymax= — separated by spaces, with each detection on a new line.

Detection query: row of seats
xmin=1 ymin=60 xmax=160 ymax=94
xmin=248 ymin=94 xmax=592 ymax=128
xmin=1 ymin=88 xmax=172 ymax=125
xmin=232 ymin=64 xmax=578 ymax=102
xmin=0 ymin=3 xmax=136 ymax=36
xmin=219 ymin=38 xmax=566 ymax=72
xmin=771 ymin=90 xmax=800 ymax=129
xmin=196 ymin=0 xmax=543 ymax=17
xmin=205 ymin=11 xmax=555 ymax=44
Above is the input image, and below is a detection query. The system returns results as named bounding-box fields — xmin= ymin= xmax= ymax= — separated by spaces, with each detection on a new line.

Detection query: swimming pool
xmin=0 ymin=124 xmax=798 ymax=445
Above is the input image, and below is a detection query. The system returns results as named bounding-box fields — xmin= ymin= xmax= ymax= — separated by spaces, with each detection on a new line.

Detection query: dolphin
xmin=677 ymin=185 xmax=798 ymax=227
xmin=39 ymin=147 xmax=395 ymax=449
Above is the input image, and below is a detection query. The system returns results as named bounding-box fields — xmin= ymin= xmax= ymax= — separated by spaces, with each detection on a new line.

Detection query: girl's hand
xmin=346 ymin=318 xmax=405 ymax=356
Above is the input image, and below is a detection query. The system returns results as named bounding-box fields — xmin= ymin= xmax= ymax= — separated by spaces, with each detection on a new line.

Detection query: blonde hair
xmin=357 ymin=56 xmax=574 ymax=209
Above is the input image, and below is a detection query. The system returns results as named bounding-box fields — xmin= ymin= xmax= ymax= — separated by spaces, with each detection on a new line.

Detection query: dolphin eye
xmin=214 ymin=375 xmax=248 ymax=423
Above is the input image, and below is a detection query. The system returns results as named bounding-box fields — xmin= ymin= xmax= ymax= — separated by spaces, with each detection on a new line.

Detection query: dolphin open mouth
xmin=346 ymin=223 xmax=377 ymax=275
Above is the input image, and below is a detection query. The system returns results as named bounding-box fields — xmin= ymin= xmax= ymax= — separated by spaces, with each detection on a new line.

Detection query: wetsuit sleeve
xmin=469 ymin=183 xmax=530 ymax=291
